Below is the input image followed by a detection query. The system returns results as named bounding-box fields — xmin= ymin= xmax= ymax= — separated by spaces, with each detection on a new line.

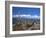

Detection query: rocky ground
xmin=12 ymin=20 xmax=40 ymax=31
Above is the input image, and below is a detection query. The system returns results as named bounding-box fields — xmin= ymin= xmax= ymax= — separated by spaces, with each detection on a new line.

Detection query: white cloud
xmin=31 ymin=15 xmax=40 ymax=19
xmin=13 ymin=14 xmax=40 ymax=19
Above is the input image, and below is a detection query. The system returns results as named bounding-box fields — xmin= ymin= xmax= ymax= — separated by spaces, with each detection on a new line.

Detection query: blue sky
xmin=12 ymin=7 xmax=40 ymax=16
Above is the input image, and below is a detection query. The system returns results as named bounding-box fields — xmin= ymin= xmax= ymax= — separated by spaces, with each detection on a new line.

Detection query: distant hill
xmin=12 ymin=17 xmax=40 ymax=24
